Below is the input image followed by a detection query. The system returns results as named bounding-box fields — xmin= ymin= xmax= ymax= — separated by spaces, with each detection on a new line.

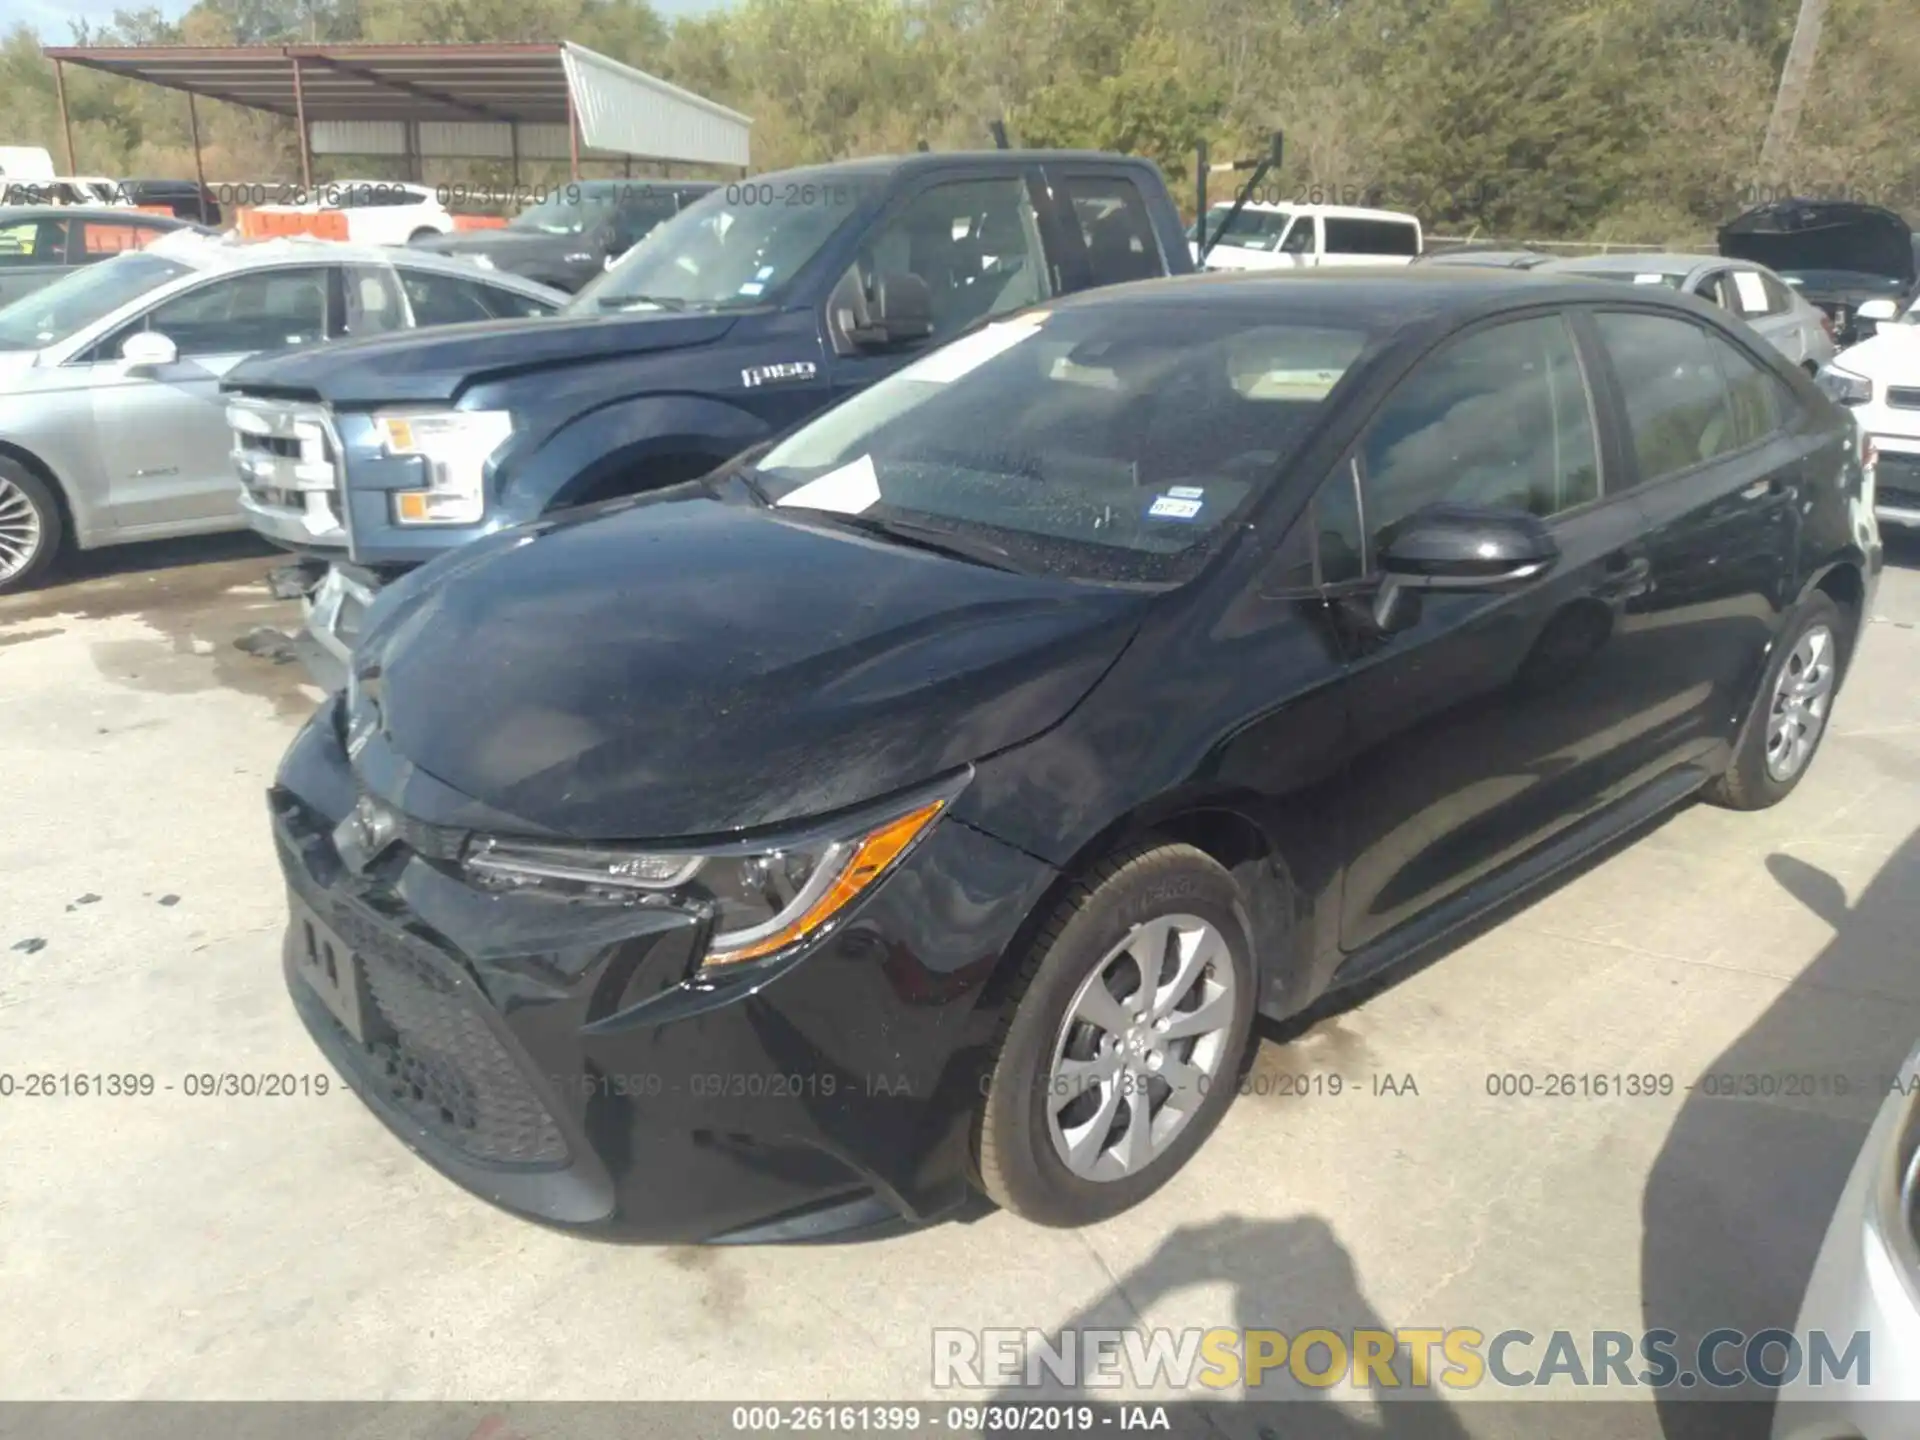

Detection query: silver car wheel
xmin=0 ymin=474 xmax=43 ymax=583
xmin=1046 ymin=914 xmax=1237 ymax=1183
xmin=1765 ymin=624 xmax=1836 ymax=783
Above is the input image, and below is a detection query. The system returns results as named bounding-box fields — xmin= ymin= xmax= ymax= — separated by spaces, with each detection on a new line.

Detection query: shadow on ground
xmin=1643 ymin=824 xmax=1920 ymax=1440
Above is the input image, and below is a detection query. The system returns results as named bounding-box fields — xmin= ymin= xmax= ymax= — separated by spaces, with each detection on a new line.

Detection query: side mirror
xmin=1857 ymin=299 xmax=1899 ymax=323
xmin=1371 ymin=502 xmax=1559 ymax=633
xmin=121 ymin=330 xmax=178 ymax=371
xmin=865 ymin=272 xmax=933 ymax=346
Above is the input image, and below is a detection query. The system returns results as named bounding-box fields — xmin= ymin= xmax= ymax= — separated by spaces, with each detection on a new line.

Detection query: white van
xmin=1191 ymin=202 xmax=1423 ymax=272
xmin=0 ymin=146 xmax=56 ymax=183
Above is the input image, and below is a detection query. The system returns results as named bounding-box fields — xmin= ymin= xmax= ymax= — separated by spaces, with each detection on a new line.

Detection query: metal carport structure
xmin=40 ymin=42 xmax=752 ymax=193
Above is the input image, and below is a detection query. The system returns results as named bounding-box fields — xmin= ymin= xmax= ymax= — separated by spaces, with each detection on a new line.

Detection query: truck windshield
xmin=510 ymin=186 xmax=622 ymax=236
xmin=751 ymin=304 xmax=1372 ymax=585
xmin=571 ymin=183 xmax=867 ymax=312
xmin=0 ymin=251 xmax=189 ymax=351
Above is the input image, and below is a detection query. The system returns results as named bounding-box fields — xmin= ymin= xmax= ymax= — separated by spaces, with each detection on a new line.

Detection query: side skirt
xmin=1319 ymin=762 xmax=1712 ymax=1001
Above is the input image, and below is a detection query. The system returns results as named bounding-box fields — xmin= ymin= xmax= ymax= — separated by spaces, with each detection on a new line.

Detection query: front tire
xmin=1704 ymin=592 xmax=1847 ymax=810
xmin=975 ymin=842 xmax=1257 ymax=1227
xmin=0 ymin=456 xmax=62 ymax=594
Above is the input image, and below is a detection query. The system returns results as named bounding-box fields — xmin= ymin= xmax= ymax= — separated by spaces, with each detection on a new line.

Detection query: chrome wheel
xmin=1765 ymin=624 xmax=1836 ymax=783
xmin=0 ymin=474 xmax=42 ymax=583
xmin=1046 ymin=914 xmax=1237 ymax=1183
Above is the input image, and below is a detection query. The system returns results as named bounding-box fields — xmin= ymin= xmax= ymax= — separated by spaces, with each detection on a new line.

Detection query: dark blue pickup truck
xmin=222 ymin=149 xmax=1193 ymax=684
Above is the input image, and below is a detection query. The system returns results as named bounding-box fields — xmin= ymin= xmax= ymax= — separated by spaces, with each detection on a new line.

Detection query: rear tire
xmin=975 ymin=842 xmax=1257 ymax=1227
xmin=1703 ymin=592 xmax=1847 ymax=810
xmin=0 ymin=456 xmax=63 ymax=595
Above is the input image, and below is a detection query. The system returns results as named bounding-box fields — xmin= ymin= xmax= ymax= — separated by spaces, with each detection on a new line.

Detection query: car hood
xmin=221 ymin=310 xmax=738 ymax=407
xmin=351 ymin=488 xmax=1149 ymax=840
xmin=1833 ymin=323 xmax=1920 ymax=380
xmin=1719 ymin=201 xmax=1917 ymax=287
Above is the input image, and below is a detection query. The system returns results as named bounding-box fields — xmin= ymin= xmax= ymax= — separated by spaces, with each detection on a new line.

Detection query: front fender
xmin=494 ymin=393 xmax=772 ymax=518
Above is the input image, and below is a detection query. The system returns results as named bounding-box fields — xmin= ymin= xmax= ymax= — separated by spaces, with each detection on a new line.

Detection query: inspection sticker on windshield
xmin=1147 ymin=492 xmax=1205 ymax=520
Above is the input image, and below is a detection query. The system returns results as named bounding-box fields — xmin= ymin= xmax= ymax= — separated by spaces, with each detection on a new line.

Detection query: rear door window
xmin=1323 ymin=218 xmax=1420 ymax=257
xmin=398 ymin=268 xmax=499 ymax=326
xmin=1058 ymin=175 xmax=1164 ymax=286
xmin=1593 ymin=312 xmax=1765 ymax=485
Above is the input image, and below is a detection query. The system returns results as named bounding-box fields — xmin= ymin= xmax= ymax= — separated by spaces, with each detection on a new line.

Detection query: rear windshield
xmin=752 ymin=304 xmax=1374 ymax=585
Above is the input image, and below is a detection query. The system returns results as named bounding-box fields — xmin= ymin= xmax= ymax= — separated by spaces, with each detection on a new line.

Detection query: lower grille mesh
xmin=321 ymin=900 xmax=569 ymax=1168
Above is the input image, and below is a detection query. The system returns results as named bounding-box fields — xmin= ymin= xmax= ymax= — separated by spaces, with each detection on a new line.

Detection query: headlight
xmin=461 ymin=792 xmax=951 ymax=968
xmin=1817 ymin=364 xmax=1873 ymax=406
xmin=376 ymin=409 xmax=512 ymax=525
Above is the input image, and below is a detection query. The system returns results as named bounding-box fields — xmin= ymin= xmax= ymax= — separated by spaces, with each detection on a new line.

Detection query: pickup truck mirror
xmin=860 ymin=272 xmax=933 ymax=347
xmin=1371 ymin=502 xmax=1558 ymax=633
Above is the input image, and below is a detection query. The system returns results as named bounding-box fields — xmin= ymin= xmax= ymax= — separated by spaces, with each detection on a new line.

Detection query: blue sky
xmin=19 ymin=0 xmax=724 ymax=42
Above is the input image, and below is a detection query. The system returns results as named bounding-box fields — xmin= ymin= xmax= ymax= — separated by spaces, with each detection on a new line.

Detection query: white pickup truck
xmin=1191 ymin=201 xmax=1423 ymax=272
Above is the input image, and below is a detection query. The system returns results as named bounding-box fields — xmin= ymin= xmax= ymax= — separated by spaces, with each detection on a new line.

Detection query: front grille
xmin=318 ymin=895 xmax=569 ymax=1168
xmin=1887 ymin=387 xmax=1920 ymax=412
xmin=229 ymin=395 xmax=347 ymax=538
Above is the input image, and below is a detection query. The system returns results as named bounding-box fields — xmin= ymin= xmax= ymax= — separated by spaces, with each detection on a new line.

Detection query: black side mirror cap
xmin=1372 ymin=502 xmax=1558 ymax=633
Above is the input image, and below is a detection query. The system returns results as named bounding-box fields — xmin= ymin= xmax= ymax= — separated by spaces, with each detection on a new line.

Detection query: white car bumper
xmin=1771 ymin=1045 xmax=1920 ymax=1439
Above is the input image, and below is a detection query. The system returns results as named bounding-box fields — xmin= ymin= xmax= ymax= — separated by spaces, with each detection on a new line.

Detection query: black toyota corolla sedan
xmin=270 ymin=269 xmax=1881 ymax=1241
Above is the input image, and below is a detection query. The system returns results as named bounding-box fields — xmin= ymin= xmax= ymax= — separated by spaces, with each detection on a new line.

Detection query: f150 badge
xmin=741 ymin=361 xmax=818 ymax=388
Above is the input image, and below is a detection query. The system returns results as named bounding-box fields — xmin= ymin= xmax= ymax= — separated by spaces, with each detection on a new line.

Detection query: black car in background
xmin=409 ymin=180 xmax=717 ymax=292
xmin=270 ymin=269 xmax=1879 ymax=1242
xmin=118 ymin=179 xmax=222 ymax=225
xmin=1719 ymin=198 xmax=1919 ymax=345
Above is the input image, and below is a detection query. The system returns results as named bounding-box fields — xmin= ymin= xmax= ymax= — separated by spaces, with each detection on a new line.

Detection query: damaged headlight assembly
xmin=460 ymin=787 xmax=956 ymax=969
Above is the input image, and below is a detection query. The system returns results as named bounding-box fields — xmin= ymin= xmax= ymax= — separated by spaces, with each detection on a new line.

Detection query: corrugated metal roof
xmin=42 ymin=43 xmax=751 ymax=166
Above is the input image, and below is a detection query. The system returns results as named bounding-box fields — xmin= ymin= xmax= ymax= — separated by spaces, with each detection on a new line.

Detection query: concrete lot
xmin=1 ymin=532 xmax=1917 ymax=1431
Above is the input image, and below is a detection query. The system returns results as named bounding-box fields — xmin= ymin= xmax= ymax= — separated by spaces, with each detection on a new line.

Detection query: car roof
xmin=0 ymin=204 xmax=192 ymax=225
xmin=1536 ymin=252 xmax=1727 ymax=276
xmin=1210 ymin=201 xmax=1419 ymax=223
xmin=749 ymin=150 xmax=1165 ymax=186
xmin=1039 ymin=266 xmax=1721 ymax=326
xmin=137 ymin=229 xmax=553 ymax=286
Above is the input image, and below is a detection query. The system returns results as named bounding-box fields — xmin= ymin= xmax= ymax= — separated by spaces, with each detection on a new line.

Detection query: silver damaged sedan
xmin=0 ymin=228 xmax=563 ymax=591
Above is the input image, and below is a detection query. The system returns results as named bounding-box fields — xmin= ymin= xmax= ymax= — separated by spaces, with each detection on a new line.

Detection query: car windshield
xmin=749 ymin=305 xmax=1373 ymax=585
xmin=509 ymin=186 xmax=622 ymax=236
xmin=570 ymin=181 xmax=869 ymax=313
xmin=0 ymin=251 xmax=189 ymax=351
xmin=1194 ymin=206 xmax=1286 ymax=249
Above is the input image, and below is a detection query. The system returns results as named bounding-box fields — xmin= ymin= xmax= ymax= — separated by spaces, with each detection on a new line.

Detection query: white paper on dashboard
xmin=899 ymin=315 xmax=1046 ymax=385
xmin=1732 ymin=270 xmax=1769 ymax=312
xmin=775 ymin=452 xmax=881 ymax=514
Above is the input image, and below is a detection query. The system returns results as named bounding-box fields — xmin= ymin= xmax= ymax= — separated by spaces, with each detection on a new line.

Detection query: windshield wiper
xmin=801 ymin=511 xmax=1030 ymax=573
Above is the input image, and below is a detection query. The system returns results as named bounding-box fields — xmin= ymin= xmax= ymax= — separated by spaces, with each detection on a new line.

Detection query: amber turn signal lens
xmin=703 ymin=799 xmax=947 ymax=967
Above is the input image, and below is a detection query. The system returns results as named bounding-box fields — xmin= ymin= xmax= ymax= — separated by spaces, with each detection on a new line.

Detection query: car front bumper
xmin=269 ymin=702 xmax=1057 ymax=1243
xmin=1846 ymin=401 xmax=1920 ymax=529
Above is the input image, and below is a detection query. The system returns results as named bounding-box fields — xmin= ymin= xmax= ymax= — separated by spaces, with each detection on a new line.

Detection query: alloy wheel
xmin=0 ymin=474 xmax=42 ymax=583
xmin=1765 ymin=624 xmax=1836 ymax=783
xmin=1045 ymin=914 xmax=1237 ymax=1183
